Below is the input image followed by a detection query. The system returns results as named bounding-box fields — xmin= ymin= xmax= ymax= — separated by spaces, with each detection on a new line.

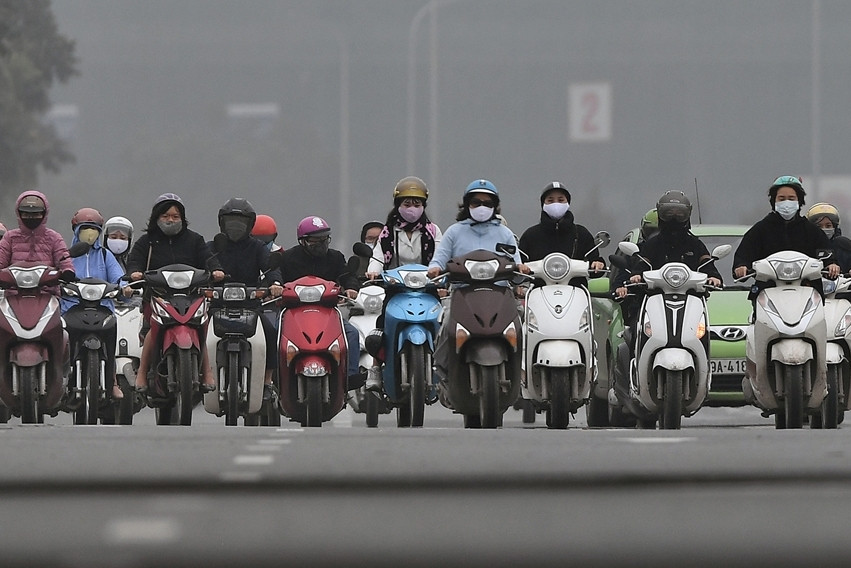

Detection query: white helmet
xmin=103 ymin=216 xmax=134 ymax=249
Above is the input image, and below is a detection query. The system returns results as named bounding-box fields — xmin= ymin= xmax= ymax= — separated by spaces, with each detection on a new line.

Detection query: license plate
xmin=710 ymin=358 xmax=747 ymax=374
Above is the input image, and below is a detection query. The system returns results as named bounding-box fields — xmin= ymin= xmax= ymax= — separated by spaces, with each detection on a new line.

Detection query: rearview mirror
xmin=495 ymin=242 xmax=516 ymax=257
xmin=617 ymin=241 xmax=640 ymax=256
xmin=710 ymin=244 xmax=732 ymax=260
xmin=594 ymin=231 xmax=611 ymax=248
xmin=352 ymin=242 xmax=374 ymax=259
xmin=68 ymin=242 xmax=91 ymax=258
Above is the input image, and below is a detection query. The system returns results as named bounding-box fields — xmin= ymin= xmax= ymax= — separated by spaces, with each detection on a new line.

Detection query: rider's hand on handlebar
xmin=827 ymin=263 xmax=840 ymax=279
xmin=122 ymin=286 xmax=134 ymax=298
xmin=427 ymin=266 xmax=441 ymax=279
xmin=707 ymin=277 xmax=722 ymax=288
xmin=628 ymin=274 xmax=644 ymax=284
xmin=615 ymin=286 xmax=628 ymax=299
xmin=130 ymin=271 xmax=144 ymax=281
xmin=365 ymin=272 xmax=380 ymax=280
xmin=517 ymin=263 xmax=530 ymax=274
xmin=211 ymin=270 xmax=225 ymax=282
xmin=590 ymin=260 xmax=605 ymax=272
xmin=345 ymin=289 xmax=358 ymax=300
xmin=269 ymin=284 xmax=283 ymax=297
xmin=733 ymin=265 xmax=749 ymax=279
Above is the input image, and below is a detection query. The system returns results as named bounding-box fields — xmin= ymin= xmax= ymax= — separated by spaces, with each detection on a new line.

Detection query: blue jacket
xmin=60 ymin=226 xmax=125 ymax=314
xmin=428 ymin=218 xmax=522 ymax=270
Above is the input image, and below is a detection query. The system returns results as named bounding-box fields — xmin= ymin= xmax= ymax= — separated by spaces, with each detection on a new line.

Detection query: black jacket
xmin=278 ymin=245 xmax=360 ymax=292
xmin=828 ymin=231 xmax=851 ymax=273
xmin=126 ymin=227 xmax=222 ymax=274
xmin=733 ymin=212 xmax=832 ymax=275
xmin=208 ymin=236 xmax=281 ymax=287
xmin=619 ymin=229 xmax=722 ymax=286
xmin=518 ymin=211 xmax=603 ymax=286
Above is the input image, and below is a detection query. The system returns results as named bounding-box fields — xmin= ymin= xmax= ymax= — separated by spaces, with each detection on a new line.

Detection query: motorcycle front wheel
xmin=85 ymin=349 xmax=100 ymax=425
xmin=660 ymin=369 xmax=683 ymax=430
xmin=781 ymin=364 xmax=804 ymax=429
xmin=821 ymin=365 xmax=839 ymax=429
xmin=304 ymin=377 xmax=323 ymax=427
xmin=478 ymin=363 xmax=502 ymax=429
xmin=548 ymin=367 xmax=571 ymax=430
xmin=19 ymin=365 xmax=39 ymax=424
xmin=403 ymin=343 xmax=428 ymax=428
xmin=225 ymin=351 xmax=239 ymax=426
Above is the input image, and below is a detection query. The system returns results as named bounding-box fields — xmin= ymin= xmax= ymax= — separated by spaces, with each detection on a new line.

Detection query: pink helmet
xmin=297 ymin=216 xmax=331 ymax=239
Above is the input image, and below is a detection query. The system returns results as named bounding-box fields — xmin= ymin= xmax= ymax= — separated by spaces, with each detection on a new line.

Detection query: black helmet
xmin=217 ymin=197 xmax=257 ymax=232
xmin=656 ymin=191 xmax=692 ymax=224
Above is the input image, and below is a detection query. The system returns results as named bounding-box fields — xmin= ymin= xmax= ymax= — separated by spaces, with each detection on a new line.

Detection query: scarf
xmin=377 ymin=211 xmax=438 ymax=268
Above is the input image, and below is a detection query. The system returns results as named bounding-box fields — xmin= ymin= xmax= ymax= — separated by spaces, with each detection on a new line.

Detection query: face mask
xmin=542 ymin=202 xmax=570 ymax=220
xmin=398 ymin=205 xmax=424 ymax=224
xmin=107 ymin=238 xmax=129 ymax=255
xmin=469 ymin=206 xmax=494 ymax=223
xmin=78 ymin=228 xmax=100 ymax=246
xmin=222 ymin=218 xmax=250 ymax=242
xmin=22 ymin=217 xmax=42 ymax=230
xmin=157 ymin=219 xmax=182 ymax=236
xmin=822 ymin=228 xmax=835 ymax=239
xmin=303 ymin=238 xmax=330 ymax=257
xmin=774 ymin=200 xmax=799 ymax=221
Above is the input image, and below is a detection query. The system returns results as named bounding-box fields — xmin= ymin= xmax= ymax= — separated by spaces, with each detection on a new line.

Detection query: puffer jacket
xmin=0 ymin=190 xmax=74 ymax=274
xmin=60 ymin=224 xmax=125 ymax=314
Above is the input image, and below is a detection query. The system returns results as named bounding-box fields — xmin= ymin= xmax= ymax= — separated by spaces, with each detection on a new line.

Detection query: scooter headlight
xmin=662 ymin=266 xmax=689 ymax=288
xmin=79 ymin=283 xmax=107 ymax=302
xmin=542 ymin=254 xmax=570 ymax=281
xmin=152 ymin=300 xmax=170 ymax=319
xmin=823 ymin=278 xmax=838 ymax=295
xmin=295 ymin=284 xmax=325 ymax=303
xmin=696 ymin=313 xmax=706 ymax=339
xmin=362 ymin=294 xmax=384 ymax=315
xmin=836 ymin=307 xmax=851 ymax=337
xmin=464 ymin=259 xmax=499 ymax=281
xmin=10 ymin=266 xmax=46 ymax=289
xmin=400 ymin=270 xmax=429 ymax=289
xmin=526 ymin=308 xmax=538 ymax=332
xmin=162 ymin=270 xmax=193 ymax=290
xmin=579 ymin=307 xmax=589 ymax=330
xmin=768 ymin=259 xmax=805 ymax=281
xmin=222 ymin=286 xmax=247 ymax=301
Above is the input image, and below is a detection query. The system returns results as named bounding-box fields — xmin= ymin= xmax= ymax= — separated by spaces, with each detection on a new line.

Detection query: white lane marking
xmin=275 ymin=428 xmax=304 ymax=433
xmin=233 ymin=455 xmax=274 ymax=466
xmin=619 ymin=437 xmax=696 ymax=444
xmin=255 ymin=438 xmax=292 ymax=445
xmin=106 ymin=518 xmax=181 ymax=544
xmin=331 ymin=408 xmax=353 ymax=428
xmin=219 ymin=471 xmax=263 ymax=483
xmin=245 ymin=445 xmax=282 ymax=452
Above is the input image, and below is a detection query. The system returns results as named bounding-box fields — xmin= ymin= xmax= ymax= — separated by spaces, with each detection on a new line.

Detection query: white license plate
xmin=710 ymin=358 xmax=747 ymax=374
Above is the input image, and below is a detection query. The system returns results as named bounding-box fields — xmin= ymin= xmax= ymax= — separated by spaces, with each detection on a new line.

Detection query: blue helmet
xmin=464 ymin=179 xmax=499 ymax=203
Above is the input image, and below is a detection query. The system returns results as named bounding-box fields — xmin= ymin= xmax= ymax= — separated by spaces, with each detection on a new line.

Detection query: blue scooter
xmin=376 ymin=264 xmax=443 ymax=427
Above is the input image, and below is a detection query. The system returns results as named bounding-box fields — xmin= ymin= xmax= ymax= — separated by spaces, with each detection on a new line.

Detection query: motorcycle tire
xmin=660 ymin=369 xmax=683 ymax=430
xmin=176 ymin=350 xmax=197 ymax=426
xmin=782 ymin=364 xmax=804 ymax=429
xmin=86 ymin=350 xmax=99 ymax=425
xmin=365 ymin=391 xmax=380 ymax=428
xmin=548 ymin=368 xmax=570 ymax=430
xmin=822 ymin=365 xmax=839 ymax=429
xmin=304 ymin=377 xmax=323 ymax=427
xmin=225 ymin=351 xmax=239 ymax=426
xmin=521 ymin=399 xmax=536 ymax=424
xmin=19 ymin=366 xmax=39 ymax=424
xmin=405 ymin=343 xmax=427 ymax=428
xmin=479 ymin=363 xmax=501 ymax=429
xmin=117 ymin=374 xmax=135 ymax=425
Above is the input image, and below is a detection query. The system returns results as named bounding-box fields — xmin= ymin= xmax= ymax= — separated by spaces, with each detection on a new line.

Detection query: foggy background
xmin=38 ymin=0 xmax=851 ymax=249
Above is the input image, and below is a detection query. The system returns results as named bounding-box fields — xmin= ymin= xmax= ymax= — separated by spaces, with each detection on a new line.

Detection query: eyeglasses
xmin=469 ymin=199 xmax=494 ymax=208
xmin=772 ymin=175 xmax=802 ymax=187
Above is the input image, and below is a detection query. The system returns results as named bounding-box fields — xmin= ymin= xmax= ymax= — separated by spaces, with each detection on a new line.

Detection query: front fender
xmin=163 ymin=326 xmax=199 ymax=351
xmin=534 ymin=340 xmax=583 ymax=367
xmin=825 ymin=341 xmax=845 ymax=365
xmin=652 ymin=348 xmax=695 ymax=372
xmin=9 ymin=343 xmax=48 ymax=367
xmin=464 ymin=340 xmax=508 ymax=366
xmin=396 ymin=324 xmax=432 ymax=350
xmin=770 ymin=339 xmax=813 ymax=365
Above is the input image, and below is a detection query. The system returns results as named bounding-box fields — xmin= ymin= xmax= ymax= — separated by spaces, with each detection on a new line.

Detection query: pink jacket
xmin=0 ymin=190 xmax=74 ymax=273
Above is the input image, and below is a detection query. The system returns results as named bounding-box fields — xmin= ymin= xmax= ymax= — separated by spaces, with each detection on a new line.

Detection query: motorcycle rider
xmin=61 ymin=207 xmax=126 ymax=401
xmin=251 ymin=214 xmax=282 ymax=254
xmin=733 ymin=176 xmax=839 ymax=295
xmin=352 ymin=220 xmax=384 ymax=280
xmin=212 ymin=198 xmax=284 ymax=400
xmin=102 ymin=216 xmax=134 ymax=272
xmin=805 ymin=202 xmax=851 ymax=273
xmin=0 ymin=191 xmax=75 ymax=283
xmin=362 ymin=176 xmax=443 ymax=391
xmin=518 ymin=180 xmax=605 ymax=286
xmin=125 ymin=193 xmax=224 ymax=393
xmin=276 ymin=216 xmax=364 ymax=389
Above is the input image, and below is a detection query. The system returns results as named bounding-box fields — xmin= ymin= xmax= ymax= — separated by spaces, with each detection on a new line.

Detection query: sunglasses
xmin=469 ymin=198 xmax=495 ymax=208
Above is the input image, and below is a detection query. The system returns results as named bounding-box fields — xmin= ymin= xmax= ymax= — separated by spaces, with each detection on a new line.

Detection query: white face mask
xmin=107 ymin=238 xmax=129 ymax=255
xmin=774 ymin=200 xmax=799 ymax=221
xmin=542 ymin=202 xmax=570 ymax=220
xmin=469 ymin=206 xmax=494 ymax=223
xmin=823 ymin=228 xmax=835 ymax=239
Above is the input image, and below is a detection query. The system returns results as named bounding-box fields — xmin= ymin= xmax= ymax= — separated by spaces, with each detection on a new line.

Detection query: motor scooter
xmin=276 ymin=275 xmax=350 ymax=427
xmin=61 ymin=276 xmax=122 ymax=424
xmin=436 ymin=246 xmax=523 ymax=429
xmin=112 ymin=291 xmax=144 ymax=424
xmin=611 ymin=241 xmax=730 ymax=429
xmin=203 ymin=282 xmax=268 ymax=426
xmin=521 ymin=232 xmax=609 ymax=429
xmin=817 ymin=275 xmax=851 ymax=428
xmin=739 ymin=251 xmax=829 ymax=429
xmin=345 ymin=281 xmax=391 ymax=427
xmin=0 ymin=263 xmax=72 ymax=423
xmin=142 ymin=263 xmax=211 ymax=426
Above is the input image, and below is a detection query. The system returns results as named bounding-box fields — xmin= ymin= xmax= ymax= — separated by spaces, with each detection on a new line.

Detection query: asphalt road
xmin=2 ymin=404 xmax=851 ymax=568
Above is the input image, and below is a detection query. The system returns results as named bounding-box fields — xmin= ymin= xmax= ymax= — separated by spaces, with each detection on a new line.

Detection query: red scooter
xmin=141 ymin=263 xmax=211 ymax=426
xmin=277 ymin=275 xmax=349 ymax=427
xmin=0 ymin=263 xmax=71 ymax=423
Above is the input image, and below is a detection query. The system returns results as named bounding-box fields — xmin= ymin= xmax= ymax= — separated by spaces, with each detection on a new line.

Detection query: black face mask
xmin=22 ymin=217 xmax=42 ymax=230
xmin=302 ymin=239 xmax=330 ymax=258
xmin=222 ymin=218 xmax=250 ymax=242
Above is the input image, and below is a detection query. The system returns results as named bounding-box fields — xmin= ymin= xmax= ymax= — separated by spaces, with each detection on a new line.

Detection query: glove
xmin=60 ymin=270 xmax=77 ymax=282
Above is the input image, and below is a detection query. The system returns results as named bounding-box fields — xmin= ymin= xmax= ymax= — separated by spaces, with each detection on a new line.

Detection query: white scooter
xmin=812 ymin=275 xmax=851 ymax=428
xmin=345 ymin=284 xmax=390 ymax=427
xmin=113 ymin=293 xmax=144 ymax=424
xmin=741 ymin=251 xmax=828 ymax=429
xmin=613 ymin=242 xmax=730 ymax=429
xmin=521 ymin=232 xmax=609 ymax=429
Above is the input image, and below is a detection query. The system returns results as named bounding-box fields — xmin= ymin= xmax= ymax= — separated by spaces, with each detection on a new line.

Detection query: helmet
xmin=218 ymin=197 xmax=256 ymax=227
xmin=640 ymin=208 xmax=658 ymax=238
xmin=251 ymin=214 xmax=278 ymax=238
xmin=540 ymin=181 xmax=571 ymax=205
xmin=806 ymin=202 xmax=840 ymax=228
xmin=297 ymin=216 xmax=331 ymax=239
xmin=464 ymin=179 xmax=499 ymax=202
xmin=18 ymin=194 xmax=46 ymax=213
xmin=360 ymin=220 xmax=384 ymax=243
xmin=155 ymin=193 xmax=183 ymax=207
xmin=104 ymin=216 xmax=133 ymax=239
xmin=656 ymin=191 xmax=692 ymax=223
xmin=71 ymin=207 xmax=104 ymax=230
xmin=393 ymin=176 xmax=428 ymax=201
xmin=768 ymin=175 xmax=806 ymax=206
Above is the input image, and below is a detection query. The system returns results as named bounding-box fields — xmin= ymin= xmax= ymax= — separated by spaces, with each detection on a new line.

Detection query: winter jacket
xmin=518 ymin=210 xmax=603 ymax=287
xmin=60 ymin=225 xmax=125 ymax=314
xmin=428 ymin=218 xmax=521 ymax=270
xmin=828 ymin=230 xmax=851 ymax=273
xmin=277 ymin=245 xmax=360 ymax=292
xmin=208 ymin=235 xmax=281 ymax=287
xmin=733 ymin=211 xmax=833 ymax=274
xmin=0 ymin=191 xmax=74 ymax=295
xmin=632 ymin=229 xmax=722 ymax=283
xmin=125 ymin=227 xmax=221 ymax=275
